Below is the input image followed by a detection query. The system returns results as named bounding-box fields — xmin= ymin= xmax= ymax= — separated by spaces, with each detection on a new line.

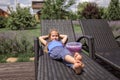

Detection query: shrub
xmin=6 ymin=4 xmax=37 ymax=30
xmin=0 ymin=32 xmax=33 ymax=55
xmin=0 ymin=16 xmax=7 ymax=28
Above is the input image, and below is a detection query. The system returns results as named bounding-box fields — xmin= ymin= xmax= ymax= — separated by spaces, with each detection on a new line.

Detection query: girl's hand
xmin=60 ymin=34 xmax=68 ymax=44
xmin=39 ymin=35 xmax=48 ymax=45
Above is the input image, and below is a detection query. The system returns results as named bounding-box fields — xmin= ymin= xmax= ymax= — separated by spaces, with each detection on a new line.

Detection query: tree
xmin=77 ymin=2 xmax=88 ymax=19
xmin=98 ymin=7 xmax=108 ymax=19
xmin=107 ymin=0 xmax=120 ymax=20
xmin=81 ymin=2 xmax=101 ymax=19
xmin=41 ymin=0 xmax=75 ymax=19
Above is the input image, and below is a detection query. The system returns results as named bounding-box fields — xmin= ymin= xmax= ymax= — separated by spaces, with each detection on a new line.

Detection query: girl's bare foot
xmin=81 ymin=63 xmax=85 ymax=68
xmin=74 ymin=52 xmax=82 ymax=61
xmin=73 ymin=63 xmax=82 ymax=74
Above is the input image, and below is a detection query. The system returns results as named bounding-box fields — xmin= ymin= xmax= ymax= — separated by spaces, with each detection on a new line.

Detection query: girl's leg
xmin=73 ymin=52 xmax=85 ymax=74
xmin=64 ymin=52 xmax=82 ymax=63
xmin=62 ymin=48 xmax=84 ymax=74
xmin=64 ymin=55 xmax=76 ymax=64
xmin=64 ymin=55 xmax=84 ymax=74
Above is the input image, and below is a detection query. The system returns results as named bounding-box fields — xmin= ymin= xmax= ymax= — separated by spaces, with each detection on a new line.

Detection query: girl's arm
xmin=60 ymin=34 xmax=68 ymax=44
xmin=39 ymin=35 xmax=48 ymax=45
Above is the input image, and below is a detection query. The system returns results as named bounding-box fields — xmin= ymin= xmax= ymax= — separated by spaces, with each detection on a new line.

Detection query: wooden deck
xmin=0 ymin=59 xmax=119 ymax=80
xmin=0 ymin=62 xmax=35 ymax=80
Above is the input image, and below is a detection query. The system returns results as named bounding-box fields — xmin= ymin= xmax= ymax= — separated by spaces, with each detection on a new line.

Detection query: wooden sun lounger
xmin=79 ymin=19 xmax=120 ymax=71
xmin=34 ymin=19 xmax=119 ymax=80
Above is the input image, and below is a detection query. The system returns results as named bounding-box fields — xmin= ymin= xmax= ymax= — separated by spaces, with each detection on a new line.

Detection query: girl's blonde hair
xmin=44 ymin=28 xmax=60 ymax=53
xmin=48 ymin=28 xmax=60 ymax=41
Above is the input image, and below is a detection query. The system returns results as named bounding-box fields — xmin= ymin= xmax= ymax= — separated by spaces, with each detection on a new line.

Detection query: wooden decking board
xmin=0 ymin=62 xmax=35 ymax=80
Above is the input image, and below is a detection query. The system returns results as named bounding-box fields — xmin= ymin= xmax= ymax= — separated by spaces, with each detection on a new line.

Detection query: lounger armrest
xmin=34 ymin=37 xmax=39 ymax=80
xmin=76 ymin=35 xmax=95 ymax=59
xmin=34 ymin=37 xmax=44 ymax=79
xmin=115 ymin=35 xmax=120 ymax=47
xmin=115 ymin=35 xmax=120 ymax=39
xmin=34 ymin=37 xmax=40 ymax=58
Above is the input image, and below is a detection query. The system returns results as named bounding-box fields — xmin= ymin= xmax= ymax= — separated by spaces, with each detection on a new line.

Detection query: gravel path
xmin=0 ymin=62 xmax=35 ymax=80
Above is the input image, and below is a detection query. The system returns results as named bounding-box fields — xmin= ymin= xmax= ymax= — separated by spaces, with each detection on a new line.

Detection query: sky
xmin=0 ymin=0 xmax=111 ymax=13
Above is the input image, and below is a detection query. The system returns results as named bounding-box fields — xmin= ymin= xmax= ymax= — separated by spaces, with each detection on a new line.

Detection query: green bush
xmin=0 ymin=32 xmax=33 ymax=55
xmin=6 ymin=4 xmax=37 ymax=30
xmin=0 ymin=16 xmax=7 ymax=28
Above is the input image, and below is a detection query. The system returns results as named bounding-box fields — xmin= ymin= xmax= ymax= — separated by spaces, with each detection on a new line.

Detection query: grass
xmin=73 ymin=24 xmax=82 ymax=33
xmin=0 ymin=54 xmax=8 ymax=63
xmin=17 ymin=53 xmax=34 ymax=62
xmin=0 ymin=53 xmax=34 ymax=63
xmin=0 ymin=28 xmax=10 ymax=32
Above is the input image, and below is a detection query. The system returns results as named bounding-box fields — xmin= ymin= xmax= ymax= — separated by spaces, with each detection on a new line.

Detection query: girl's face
xmin=50 ymin=31 xmax=59 ymax=41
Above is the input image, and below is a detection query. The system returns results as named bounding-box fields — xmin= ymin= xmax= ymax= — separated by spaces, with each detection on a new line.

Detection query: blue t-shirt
xmin=48 ymin=40 xmax=63 ymax=51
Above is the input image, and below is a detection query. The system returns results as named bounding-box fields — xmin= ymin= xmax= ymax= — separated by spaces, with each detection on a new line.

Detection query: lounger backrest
xmin=41 ymin=20 xmax=76 ymax=42
xmin=80 ymin=19 xmax=119 ymax=52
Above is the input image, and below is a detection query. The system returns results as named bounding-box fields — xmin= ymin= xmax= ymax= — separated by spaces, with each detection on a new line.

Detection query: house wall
xmin=0 ymin=9 xmax=9 ymax=17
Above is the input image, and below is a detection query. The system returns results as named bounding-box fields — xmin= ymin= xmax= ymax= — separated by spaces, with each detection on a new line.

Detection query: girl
xmin=39 ymin=29 xmax=84 ymax=74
